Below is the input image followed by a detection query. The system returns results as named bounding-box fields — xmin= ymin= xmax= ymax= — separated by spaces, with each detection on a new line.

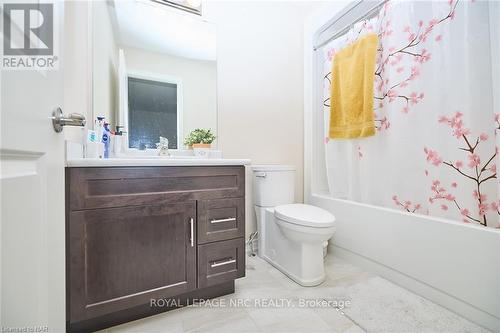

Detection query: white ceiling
xmin=112 ymin=0 xmax=216 ymax=61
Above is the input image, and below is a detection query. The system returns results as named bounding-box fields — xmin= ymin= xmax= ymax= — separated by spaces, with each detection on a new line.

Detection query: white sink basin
xmin=113 ymin=155 xmax=199 ymax=159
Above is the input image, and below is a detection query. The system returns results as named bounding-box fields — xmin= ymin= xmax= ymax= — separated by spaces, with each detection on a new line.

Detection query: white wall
xmin=205 ymin=1 xmax=327 ymax=236
xmin=63 ymin=1 xmax=92 ymax=144
xmin=123 ymin=47 xmax=217 ymax=146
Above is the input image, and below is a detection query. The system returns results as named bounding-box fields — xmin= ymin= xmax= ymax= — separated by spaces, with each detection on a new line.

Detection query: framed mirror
xmin=91 ymin=0 xmax=217 ymax=151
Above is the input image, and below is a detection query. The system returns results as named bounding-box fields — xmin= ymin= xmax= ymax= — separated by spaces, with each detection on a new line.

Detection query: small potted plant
xmin=184 ymin=128 xmax=216 ymax=157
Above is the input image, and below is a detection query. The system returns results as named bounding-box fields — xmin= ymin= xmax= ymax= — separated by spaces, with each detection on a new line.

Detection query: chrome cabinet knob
xmin=51 ymin=107 xmax=86 ymax=133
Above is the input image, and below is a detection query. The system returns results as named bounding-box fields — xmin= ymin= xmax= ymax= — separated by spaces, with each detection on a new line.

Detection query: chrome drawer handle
xmin=210 ymin=217 xmax=236 ymax=224
xmin=211 ymin=259 xmax=236 ymax=268
xmin=190 ymin=218 xmax=194 ymax=247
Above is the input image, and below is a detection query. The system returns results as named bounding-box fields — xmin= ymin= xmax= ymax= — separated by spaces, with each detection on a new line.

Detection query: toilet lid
xmin=274 ymin=204 xmax=335 ymax=228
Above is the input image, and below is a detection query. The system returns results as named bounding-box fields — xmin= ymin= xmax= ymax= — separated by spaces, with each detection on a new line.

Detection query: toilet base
xmin=262 ymin=254 xmax=326 ymax=287
xmin=255 ymin=207 xmax=329 ymax=287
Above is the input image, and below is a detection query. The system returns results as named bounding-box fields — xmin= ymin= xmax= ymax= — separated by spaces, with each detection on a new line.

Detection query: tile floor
xmin=102 ymin=254 xmax=489 ymax=333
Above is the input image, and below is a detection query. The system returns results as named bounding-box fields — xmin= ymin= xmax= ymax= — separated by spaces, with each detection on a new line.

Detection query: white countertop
xmin=66 ymin=157 xmax=251 ymax=167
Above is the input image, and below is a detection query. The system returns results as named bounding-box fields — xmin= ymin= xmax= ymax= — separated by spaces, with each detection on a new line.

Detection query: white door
xmin=1 ymin=2 xmax=66 ymax=332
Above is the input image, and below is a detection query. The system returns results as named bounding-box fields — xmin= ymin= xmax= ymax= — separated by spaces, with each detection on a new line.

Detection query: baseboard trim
xmin=331 ymin=244 xmax=500 ymax=332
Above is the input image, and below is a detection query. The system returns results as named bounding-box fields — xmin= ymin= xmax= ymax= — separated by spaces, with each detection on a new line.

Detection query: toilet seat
xmin=274 ymin=204 xmax=335 ymax=228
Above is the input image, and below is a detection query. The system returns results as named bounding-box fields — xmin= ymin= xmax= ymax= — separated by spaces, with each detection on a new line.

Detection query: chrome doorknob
xmin=51 ymin=107 xmax=86 ymax=133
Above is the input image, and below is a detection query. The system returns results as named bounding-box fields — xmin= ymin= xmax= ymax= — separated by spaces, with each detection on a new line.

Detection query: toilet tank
xmin=252 ymin=165 xmax=295 ymax=207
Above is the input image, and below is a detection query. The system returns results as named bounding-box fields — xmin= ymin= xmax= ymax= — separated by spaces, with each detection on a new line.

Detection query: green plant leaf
xmin=184 ymin=128 xmax=216 ymax=146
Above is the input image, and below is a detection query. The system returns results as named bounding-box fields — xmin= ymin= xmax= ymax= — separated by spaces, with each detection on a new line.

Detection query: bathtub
xmin=303 ymin=2 xmax=500 ymax=330
xmin=309 ymin=192 xmax=500 ymax=332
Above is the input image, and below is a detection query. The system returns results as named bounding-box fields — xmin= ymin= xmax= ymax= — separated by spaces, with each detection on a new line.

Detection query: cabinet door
xmin=68 ymin=202 xmax=196 ymax=322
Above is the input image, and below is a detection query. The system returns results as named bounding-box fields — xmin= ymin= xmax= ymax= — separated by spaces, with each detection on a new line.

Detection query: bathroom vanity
xmin=65 ymin=159 xmax=248 ymax=332
xmin=67 ymin=2 xmax=237 ymax=329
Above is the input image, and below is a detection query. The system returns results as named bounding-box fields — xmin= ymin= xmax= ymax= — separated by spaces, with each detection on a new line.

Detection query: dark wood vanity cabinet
xmin=66 ymin=166 xmax=246 ymax=332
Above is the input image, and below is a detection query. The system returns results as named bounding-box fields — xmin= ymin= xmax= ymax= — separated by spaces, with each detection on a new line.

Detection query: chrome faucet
xmin=156 ymin=136 xmax=170 ymax=156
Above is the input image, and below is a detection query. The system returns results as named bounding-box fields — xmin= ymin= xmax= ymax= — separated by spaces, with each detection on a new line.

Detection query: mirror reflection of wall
xmin=93 ymin=1 xmax=118 ymax=129
xmin=92 ymin=0 xmax=217 ymax=150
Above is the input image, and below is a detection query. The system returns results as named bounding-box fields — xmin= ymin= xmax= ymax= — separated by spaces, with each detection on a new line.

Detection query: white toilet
xmin=252 ymin=165 xmax=336 ymax=286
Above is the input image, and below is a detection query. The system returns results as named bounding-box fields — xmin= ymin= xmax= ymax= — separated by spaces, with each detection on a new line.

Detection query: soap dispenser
xmin=95 ymin=116 xmax=105 ymax=142
xmin=102 ymin=122 xmax=111 ymax=158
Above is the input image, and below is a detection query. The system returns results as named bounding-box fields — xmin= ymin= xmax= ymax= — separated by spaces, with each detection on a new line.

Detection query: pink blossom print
xmin=425 ymin=112 xmax=497 ymax=226
xmin=392 ymin=195 xmax=423 ymax=213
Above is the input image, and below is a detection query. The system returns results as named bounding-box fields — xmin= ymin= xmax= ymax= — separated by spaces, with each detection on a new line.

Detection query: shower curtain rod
xmin=313 ymin=0 xmax=386 ymax=51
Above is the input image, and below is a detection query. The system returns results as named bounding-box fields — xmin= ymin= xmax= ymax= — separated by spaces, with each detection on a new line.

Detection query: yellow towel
xmin=329 ymin=33 xmax=378 ymax=139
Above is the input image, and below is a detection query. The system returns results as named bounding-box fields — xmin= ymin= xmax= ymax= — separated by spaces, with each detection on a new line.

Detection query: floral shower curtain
xmin=322 ymin=0 xmax=500 ymax=229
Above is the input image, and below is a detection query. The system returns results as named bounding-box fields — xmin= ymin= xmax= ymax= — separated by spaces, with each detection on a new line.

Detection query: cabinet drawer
xmin=67 ymin=166 xmax=245 ymax=210
xmin=197 ymin=198 xmax=245 ymax=244
xmin=198 ymin=238 xmax=245 ymax=288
